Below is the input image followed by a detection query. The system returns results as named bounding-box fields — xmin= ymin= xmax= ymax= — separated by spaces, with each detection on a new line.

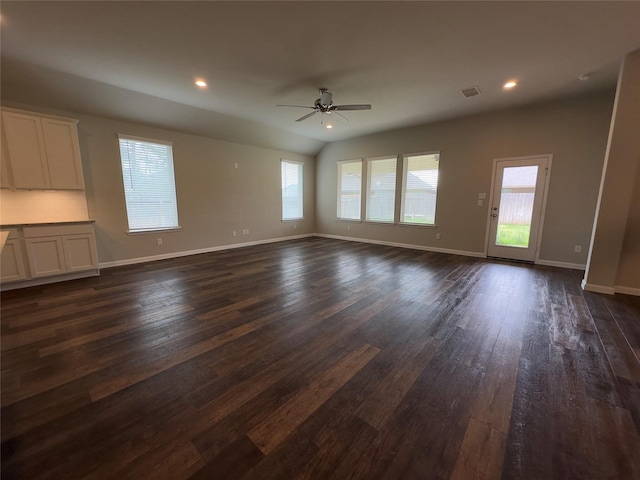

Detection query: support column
xmin=582 ymin=49 xmax=640 ymax=294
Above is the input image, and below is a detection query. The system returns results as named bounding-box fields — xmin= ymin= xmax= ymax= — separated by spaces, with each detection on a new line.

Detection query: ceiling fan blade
xmin=295 ymin=110 xmax=319 ymax=122
xmin=277 ymin=104 xmax=315 ymax=109
xmin=332 ymin=104 xmax=372 ymax=111
xmin=332 ymin=111 xmax=349 ymax=122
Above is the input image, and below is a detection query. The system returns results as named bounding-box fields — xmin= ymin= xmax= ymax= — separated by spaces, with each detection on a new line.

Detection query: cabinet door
xmin=62 ymin=234 xmax=98 ymax=272
xmin=41 ymin=119 xmax=85 ymax=189
xmin=25 ymin=237 xmax=66 ymax=278
xmin=1 ymin=128 xmax=13 ymax=188
xmin=1 ymin=111 xmax=50 ymax=189
xmin=1 ymin=240 xmax=27 ymax=282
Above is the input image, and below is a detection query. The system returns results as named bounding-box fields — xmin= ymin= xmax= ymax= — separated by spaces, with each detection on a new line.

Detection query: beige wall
xmin=584 ymin=49 xmax=640 ymax=294
xmin=316 ymin=91 xmax=615 ymax=266
xmin=72 ymin=114 xmax=315 ymax=265
xmin=616 ymin=163 xmax=640 ymax=290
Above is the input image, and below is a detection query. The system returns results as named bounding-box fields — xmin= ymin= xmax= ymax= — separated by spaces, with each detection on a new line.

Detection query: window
xmin=118 ymin=135 xmax=179 ymax=233
xmin=281 ymin=160 xmax=303 ymax=220
xmin=400 ymin=153 xmax=440 ymax=225
xmin=366 ymin=156 xmax=397 ymax=222
xmin=337 ymin=160 xmax=362 ymax=220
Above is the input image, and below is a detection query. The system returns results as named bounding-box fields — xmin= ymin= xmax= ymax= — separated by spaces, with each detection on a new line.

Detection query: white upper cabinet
xmin=1 ymin=131 xmax=13 ymax=189
xmin=41 ymin=118 xmax=85 ymax=189
xmin=1 ymin=109 xmax=85 ymax=190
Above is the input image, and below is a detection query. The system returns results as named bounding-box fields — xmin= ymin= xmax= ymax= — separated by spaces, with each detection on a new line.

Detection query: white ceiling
xmin=1 ymin=1 xmax=639 ymax=155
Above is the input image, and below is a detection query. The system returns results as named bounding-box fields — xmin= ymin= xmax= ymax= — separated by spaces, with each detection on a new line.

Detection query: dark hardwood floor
xmin=2 ymin=237 xmax=639 ymax=479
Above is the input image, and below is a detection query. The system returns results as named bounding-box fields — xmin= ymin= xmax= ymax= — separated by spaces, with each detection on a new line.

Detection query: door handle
xmin=491 ymin=214 xmax=498 ymax=217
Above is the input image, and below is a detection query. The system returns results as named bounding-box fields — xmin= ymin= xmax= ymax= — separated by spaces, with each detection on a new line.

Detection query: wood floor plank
xmin=449 ymin=418 xmax=508 ymax=480
xmin=1 ymin=238 xmax=639 ymax=479
xmin=187 ymin=435 xmax=263 ymax=480
xmin=89 ymin=318 xmax=268 ymax=401
xmin=247 ymin=343 xmax=380 ymax=454
xmin=354 ymin=335 xmax=440 ymax=430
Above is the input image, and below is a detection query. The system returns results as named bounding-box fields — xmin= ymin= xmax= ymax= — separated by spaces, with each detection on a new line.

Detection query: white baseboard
xmin=581 ymin=279 xmax=616 ymax=295
xmin=614 ymin=285 xmax=640 ymax=296
xmin=314 ymin=233 xmax=486 ymax=258
xmin=99 ymin=234 xmax=314 ymax=269
xmin=97 ymin=233 xmax=601 ymax=276
xmin=0 ymin=269 xmax=100 ymax=292
xmin=580 ymin=279 xmax=640 ymax=296
xmin=535 ymin=259 xmax=586 ymax=270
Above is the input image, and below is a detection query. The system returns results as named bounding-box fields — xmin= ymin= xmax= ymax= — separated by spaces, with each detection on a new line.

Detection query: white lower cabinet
xmin=25 ymin=236 xmax=66 ymax=277
xmin=0 ymin=230 xmax=27 ymax=282
xmin=1 ymin=223 xmax=98 ymax=288
xmin=62 ymin=234 xmax=98 ymax=272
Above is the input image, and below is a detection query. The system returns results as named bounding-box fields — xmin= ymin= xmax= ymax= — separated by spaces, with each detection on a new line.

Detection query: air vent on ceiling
xmin=460 ymin=86 xmax=482 ymax=98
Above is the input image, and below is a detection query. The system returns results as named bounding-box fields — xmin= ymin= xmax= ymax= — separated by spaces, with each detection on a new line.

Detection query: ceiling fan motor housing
xmin=319 ymin=89 xmax=333 ymax=107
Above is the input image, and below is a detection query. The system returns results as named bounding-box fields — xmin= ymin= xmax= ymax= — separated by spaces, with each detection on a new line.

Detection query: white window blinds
xmin=118 ymin=136 xmax=179 ymax=232
xmin=281 ymin=160 xmax=303 ymax=220
xmin=401 ymin=153 xmax=440 ymax=225
xmin=337 ymin=160 xmax=362 ymax=220
xmin=366 ymin=156 xmax=397 ymax=222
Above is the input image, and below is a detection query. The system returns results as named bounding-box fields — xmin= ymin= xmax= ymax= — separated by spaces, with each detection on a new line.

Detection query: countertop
xmin=1 ymin=220 xmax=96 ymax=229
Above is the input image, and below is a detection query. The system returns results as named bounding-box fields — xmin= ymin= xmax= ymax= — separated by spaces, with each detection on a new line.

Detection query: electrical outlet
xmin=574 ymin=245 xmax=582 ymax=253
xmin=347 ymin=225 xmax=351 ymax=231
xmin=293 ymin=224 xmax=297 ymax=229
xmin=157 ymin=238 xmax=163 ymax=246
xmin=436 ymin=233 xmax=441 ymax=240
xmin=232 ymin=230 xmax=236 ymax=237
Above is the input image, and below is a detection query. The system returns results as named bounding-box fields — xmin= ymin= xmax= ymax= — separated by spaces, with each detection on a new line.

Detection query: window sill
xmin=361 ymin=221 xmax=438 ymax=228
xmin=399 ymin=222 xmax=437 ymax=228
xmin=364 ymin=220 xmax=395 ymax=226
xmin=127 ymin=227 xmax=181 ymax=235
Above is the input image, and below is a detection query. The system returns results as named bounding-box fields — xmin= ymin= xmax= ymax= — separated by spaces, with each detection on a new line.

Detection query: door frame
xmin=483 ymin=154 xmax=553 ymax=263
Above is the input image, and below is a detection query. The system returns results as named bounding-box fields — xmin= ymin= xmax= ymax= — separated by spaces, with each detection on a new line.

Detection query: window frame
xmin=400 ymin=151 xmax=440 ymax=227
xmin=365 ymin=155 xmax=399 ymax=224
xmin=117 ymin=134 xmax=180 ymax=234
xmin=336 ymin=159 xmax=363 ymax=221
xmin=281 ymin=159 xmax=304 ymax=221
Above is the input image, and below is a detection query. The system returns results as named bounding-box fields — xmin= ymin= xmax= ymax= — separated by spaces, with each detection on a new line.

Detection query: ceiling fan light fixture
xmin=503 ymin=81 xmax=517 ymax=90
xmin=195 ymin=79 xmax=207 ymax=88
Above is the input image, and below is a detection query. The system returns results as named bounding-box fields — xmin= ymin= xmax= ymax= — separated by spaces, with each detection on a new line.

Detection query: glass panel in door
xmin=495 ymin=165 xmax=538 ymax=248
xmin=487 ymin=156 xmax=549 ymax=262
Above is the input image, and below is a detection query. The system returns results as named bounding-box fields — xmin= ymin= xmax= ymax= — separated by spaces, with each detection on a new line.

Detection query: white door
xmin=487 ymin=156 xmax=550 ymax=262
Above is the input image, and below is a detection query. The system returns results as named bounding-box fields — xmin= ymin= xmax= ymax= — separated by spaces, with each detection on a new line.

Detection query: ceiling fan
xmin=278 ymin=88 xmax=372 ymax=124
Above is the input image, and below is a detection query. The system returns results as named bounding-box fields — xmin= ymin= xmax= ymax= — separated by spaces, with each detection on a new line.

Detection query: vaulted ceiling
xmin=2 ymin=1 xmax=639 ymax=155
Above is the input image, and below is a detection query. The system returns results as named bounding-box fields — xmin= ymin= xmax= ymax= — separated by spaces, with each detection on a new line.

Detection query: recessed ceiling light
xmin=195 ymin=79 xmax=207 ymax=88
xmin=326 ymin=124 xmax=333 ymax=129
xmin=503 ymin=81 xmax=517 ymax=90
